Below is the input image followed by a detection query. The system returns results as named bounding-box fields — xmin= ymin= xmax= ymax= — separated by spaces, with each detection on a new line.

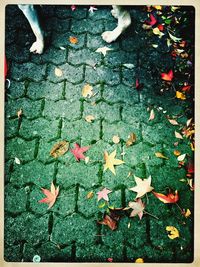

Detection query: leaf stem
xmin=144 ymin=210 xmax=159 ymax=220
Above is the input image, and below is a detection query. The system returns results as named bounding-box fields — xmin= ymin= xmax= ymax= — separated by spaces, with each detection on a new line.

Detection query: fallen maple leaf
xmin=135 ymin=258 xmax=144 ymax=263
xmin=149 ymin=109 xmax=155 ymax=121
xmin=153 ymin=27 xmax=164 ymax=37
xmin=182 ymin=208 xmax=191 ymax=218
xmin=168 ymin=118 xmax=179 ymax=125
xmin=152 ymin=190 xmax=179 ymax=203
xmin=55 ymin=67 xmax=63 ymax=77
xmin=175 ymin=131 xmax=183 ymax=139
xmin=71 ymin=5 xmax=76 ymax=11
xmin=168 ymin=32 xmax=182 ymax=42
xmin=176 ymin=91 xmax=186 ymax=100
xmin=82 ymin=84 xmax=94 ymax=98
xmin=69 ymin=36 xmax=78 ymax=44
xmin=155 ymin=152 xmax=169 ymax=160
xmin=95 ymin=46 xmax=113 ymax=56
xmin=177 ymin=153 xmax=186 ymax=161
xmin=182 ymin=85 xmax=191 ymax=92
xmin=50 ymin=140 xmax=69 ymax=158
xmin=126 ymin=133 xmax=136 ymax=147
xmin=145 ymin=13 xmax=157 ymax=26
xmin=135 ymin=78 xmax=143 ymax=90
xmin=166 ymin=226 xmax=179 ymax=239
xmin=89 ymin=6 xmax=98 ymax=13
xmin=126 ymin=198 xmax=145 ymax=220
xmin=157 ymin=24 xmax=164 ymax=31
xmin=161 ymin=69 xmax=173 ymax=81
xmin=97 ymin=188 xmax=112 ymax=201
xmin=98 ymin=214 xmax=117 ymax=230
xmin=70 ymin=143 xmax=89 ymax=161
xmin=129 ymin=176 xmax=154 ymax=198
xmin=104 ymin=150 xmax=124 ymax=175
xmin=39 ymin=182 xmax=59 ymax=209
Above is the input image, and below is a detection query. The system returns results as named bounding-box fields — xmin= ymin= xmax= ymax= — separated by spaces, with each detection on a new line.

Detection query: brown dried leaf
xmin=86 ymin=191 xmax=94 ymax=199
xmin=98 ymin=214 xmax=118 ymax=230
xmin=50 ymin=140 xmax=69 ymax=158
xmin=82 ymin=84 xmax=94 ymax=98
xmin=85 ymin=115 xmax=95 ymax=122
xmin=17 ymin=108 xmax=23 ymax=119
xmin=126 ymin=133 xmax=136 ymax=147
xmin=174 ymin=150 xmax=181 ymax=156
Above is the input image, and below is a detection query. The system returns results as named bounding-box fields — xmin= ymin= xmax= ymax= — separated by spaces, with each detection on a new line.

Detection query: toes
xmin=30 ymin=41 xmax=44 ymax=54
xmin=102 ymin=31 xmax=116 ymax=43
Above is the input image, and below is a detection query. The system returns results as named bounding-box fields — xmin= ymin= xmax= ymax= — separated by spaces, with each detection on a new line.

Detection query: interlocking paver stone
xmin=5 ymin=184 xmax=27 ymax=213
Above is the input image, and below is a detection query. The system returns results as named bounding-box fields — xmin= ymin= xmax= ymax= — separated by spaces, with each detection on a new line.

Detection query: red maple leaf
xmin=38 ymin=182 xmax=59 ymax=209
xmin=182 ymin=85 xmax=191 ymax=92
xmin=157 ymin=24 xmax=164 ymax=31
xmin=152 ymin=190 xmax=179 ymax=203
xmin=70 ymin=143 xmax=89 ymax=161
xmin=145 ymin=14 xmax=157 ymax=26
xmin=161 ymin=69 xmax=174 ymax=81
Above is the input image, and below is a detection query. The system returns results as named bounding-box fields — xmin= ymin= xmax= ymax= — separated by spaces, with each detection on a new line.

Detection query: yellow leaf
xmin=104 ymin=150 xmax=124 ymax=175
xmin=135 ymin=258 xmax=144 ymax=263
xmin=174 ymin=150 xmax=181 ymax=156
xmin=176 ymin=91 xmax=186 ymax=100
xmin=85 ymin=156 xmax=90 ymax=164
xmin=112 ymin=135 xmax=120 ymax=144
xmin=86 ymin=191 xmax=94 ymax=199
xmin=155 ymin=152 xmax=169 ymax=160
xmin=153 ymin=27 xmax=164 ymax=37
xmin=126 ymin=133 xmax=136 ymax=147
xmin=50 ymin=140 xmax=69 ymax=158
xmin=85 ymin=115 xmax=95 ymax=122
xmin=184 ymin=208 xmax=191 ymax=218
xmin=166 ymin=226 xmax=179 ymax=239
xmin=153 ymin=5 xmax=162 ymax=10
xmin=82 ymin=84 xmax=94 ymax=98
xmin=55 ymin=67 xmax=63 ymax=77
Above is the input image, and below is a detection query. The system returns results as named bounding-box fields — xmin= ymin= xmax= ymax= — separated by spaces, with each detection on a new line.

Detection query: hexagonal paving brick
xmin=77 ymin=187 xmax=98 ymax=217
xmin=19 ymin=118 xmax=60 ymax=140
xmin=10 ymin=62 xmax=46 ymax=82
xmin=4 ymin=244 xmax=22 ymax=262
xmin=86 ymin=140 xmax=113 ymax=162
xmin=46 ymin=63 xmax=84 ymax=84
xmin=5 ymin=138 xmax=36 ymax=161
xmin=4 ymin=184 xmax=27 ymax=213
xmin=10 ymin=160 xmax=55 ymax=187
xmin=122 ymin=103 xmax=150 ymax=124
xmin=68 ymin=48 xmax=101 ymax=66
xmin=104 ymin=51 xmax=137 ymax=67
xmin=6 ymin=80 xmax=26 ymax=99
xmin=52 ymin=213 xmax=97 ymax=245
xmin=103 ymin=83 xmax=139 ymax=104
xmin=5 ymin=98 xmax=43 ymax=119
xmin=61 ymin=119 xmax=100 ymax=143
xmin=56 ymin=162 xmax=100 ymax=188
xmin=51 ymin=31 xmax=86 ymax=49
xmin=85 ymin=66 xmax=120 ymax=86
xmin=5 ymin=118 xmax=18 ymax=138
xmin=102 ymin=121 xmax=142 ymax=143
xmin=123 ymin=142 xmax=163 ymax=167
xmin=27 ymin=81 xmax=64 ymax=100
xmin=4 ymin=213 xmax=49 ymax=245
xmin=83 ymin=102 xmax=121 ymax=123
xmin=71 ymin=18 xmax=104 ymax=34
xmin=43 ymin=100 xmax=81 ymax=120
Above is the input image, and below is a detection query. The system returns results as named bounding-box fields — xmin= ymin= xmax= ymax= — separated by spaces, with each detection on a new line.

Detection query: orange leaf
xmin=161 ymin=69 xmax=173 ymax=81
xmin=152 ymin=190 xmax=179 ymax=203
xmin=69 ymin=36 xmax=78 ymax=44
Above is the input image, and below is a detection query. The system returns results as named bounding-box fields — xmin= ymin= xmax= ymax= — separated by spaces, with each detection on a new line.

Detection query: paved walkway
xmin=5 ymin=5 xmax=194 ymax=262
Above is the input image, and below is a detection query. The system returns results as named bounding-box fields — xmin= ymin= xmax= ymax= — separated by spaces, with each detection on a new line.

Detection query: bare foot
xmin=30 ymin=39 xmax=44 ymax=54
